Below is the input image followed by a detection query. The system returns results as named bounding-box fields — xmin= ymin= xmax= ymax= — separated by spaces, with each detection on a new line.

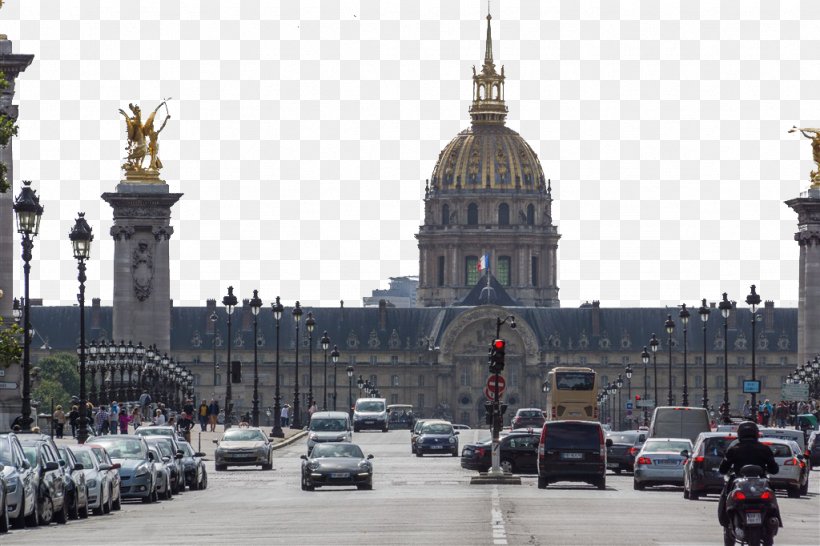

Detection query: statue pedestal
xmin=102 ymin=181 xmax=183 ymax=353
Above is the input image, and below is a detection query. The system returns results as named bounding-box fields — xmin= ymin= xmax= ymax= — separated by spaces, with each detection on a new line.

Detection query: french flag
xmin=477 ymin=253 xmax=489 ymax=272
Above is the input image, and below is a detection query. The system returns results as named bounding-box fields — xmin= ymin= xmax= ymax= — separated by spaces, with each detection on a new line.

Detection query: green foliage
xmin=0 ymin=315 xmax=22 ymax=368
xmin=0 ymin=70 xmax=18 ymax=193
xmin=32 ymin=353 xmax=80 ymax=409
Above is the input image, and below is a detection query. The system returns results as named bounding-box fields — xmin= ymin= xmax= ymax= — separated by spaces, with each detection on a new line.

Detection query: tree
xmin=0 ymin=69 xmax=20 ymax=193
xmin=32 ymin=353 xmax=80 ymax=409
xmin=0 ymin=315 xmax=22 ymax=369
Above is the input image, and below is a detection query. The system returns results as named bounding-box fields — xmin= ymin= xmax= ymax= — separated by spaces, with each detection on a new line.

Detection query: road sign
xmin=625 ymin=402 xmax=634 ymax=410
xmin=781 ymin=383 xmax=809 ymax=401
xmin=483 ymin=386 xmax=494 ymax=401
xmin=0 ymin=381 xmax=18 ymax=389
xmin=486 ymin=375 xmax=506 ymax=396
xmin=636 ymin=400 xmax=654 ymax=408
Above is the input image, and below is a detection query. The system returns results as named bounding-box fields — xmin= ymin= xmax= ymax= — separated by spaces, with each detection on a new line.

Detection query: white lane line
xmin=491 ymin=485 xmax=508 ymax=545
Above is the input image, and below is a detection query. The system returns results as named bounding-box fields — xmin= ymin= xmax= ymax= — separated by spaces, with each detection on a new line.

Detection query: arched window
xmin=478 ymin=85 xmax=485 ymax=100
xmin=467 ymin=203 xmax=478 ymax=225
xmin=442 ymin=204 xmax=450 ymax=225
xmin=498 ymin=203 xmax=510 ymax=225
xmin=526 ymin=204 xmax=535 ymax=225
xmin=497 ymin=256 xmax=511 ymax=286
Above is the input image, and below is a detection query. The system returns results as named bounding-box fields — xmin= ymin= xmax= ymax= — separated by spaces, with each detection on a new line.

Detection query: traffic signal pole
xmin=489 ymin=365 xmax=503 ymax=476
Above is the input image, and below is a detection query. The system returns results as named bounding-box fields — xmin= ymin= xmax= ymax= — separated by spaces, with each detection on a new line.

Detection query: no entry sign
xmin=486 ymin=375 xmax=506 ymax=397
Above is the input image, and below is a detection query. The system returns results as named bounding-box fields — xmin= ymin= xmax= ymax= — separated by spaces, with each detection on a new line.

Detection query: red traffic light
xmin=493 ymin=339 xmax=505 ymax=350
xmin=635 ymin=394 xmax=641 ymax=401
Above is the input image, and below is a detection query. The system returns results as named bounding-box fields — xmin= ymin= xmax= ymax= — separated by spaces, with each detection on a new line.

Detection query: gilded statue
xmin=119 ymin=100 xmax=171 ymax=181
xmin=789 ymin=125 xmax=820 ymax=189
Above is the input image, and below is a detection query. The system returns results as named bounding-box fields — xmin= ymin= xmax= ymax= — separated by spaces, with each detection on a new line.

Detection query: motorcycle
xmin=722 ymin=465 xmax=782 ymax=546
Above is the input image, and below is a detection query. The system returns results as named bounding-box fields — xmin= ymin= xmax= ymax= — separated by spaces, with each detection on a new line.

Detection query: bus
xmin=545 ymin=367 xmax=599 ymax=422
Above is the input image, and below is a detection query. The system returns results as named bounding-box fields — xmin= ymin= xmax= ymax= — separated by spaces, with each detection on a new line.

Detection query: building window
xmin=215 ymin=374 xmax=222 ymax=386
xmin=465 ymin=256 xmax=479 ymax=286
xmin=391 ymin=375 xmax=399 ymax=387
xmin=526 ymin=204 xmax=535 ymax=225
xmin=694 ymin=375 xmax=703 ymax=388
xmin=193 ymin=374 xmax=200 ymax=386
xmin=369 ymin=374 xmax=378 ymax=386
xmin=601 ymin=356 xmax=609 ymax=366
xmin=369 ymin=355 xmax=377 ymax=365
xmin=737 ymin=357 xmax=745 ymax=367
xmin=460 ymin=366 xmax=471 ymax=387
xmin=601 ymin=375 xmax=608 ymax=385
xmin=391 ymin=394 xmax=399 ymax=405
xmin=390 ymin=355 xmax=399 ymax=365
xmin=417 ymin=393 xmax=425 ymax=411
xmin=759 ymin=375 xmax=766 ymax=388
xmin=442 ymin=204 xmax=450 ymax=225
xmin=716 ymin=357 xmax=724 ymax=367
xmin=418 ymin=375 xmax=425 ymax=387
xmin=497 ymin=256 xmax=511 ymax=286
xmin=531 ymin=256 xmax=538 ymax=287
xmin=694 ymin=356 xmax=703 ymax=366
xmin=715 ymin=375 xmax=724 ymax=388
xmin=498 ymin=203 xmax=510 ymax=225
xmin=191 ymin=356 xmax=201 ymax=364
xmin=467 ymin=203 xmax=478 ymax=225
xmin=437 ymin=256 xmax=445 ymax=286
xmin=349 ymin=355 xmax=357 ymax=366
xmin=579 ymin=357 xmax=587 ymax=366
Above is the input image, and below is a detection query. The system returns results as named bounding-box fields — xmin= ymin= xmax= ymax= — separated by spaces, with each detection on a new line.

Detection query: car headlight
xmin=337 ymin=434 xmax=348 ymax=441
xmin=86 ymin=479 xmax=98 ymax=488
xmin=417 ymin=438 xmax=424 ymax=445
xmin=257 ymin=447 xmax=268 ymax=456
xmin=6 ymin=476 xmax=19 ymax=493
xmin=309 ymin=433 xmax=319 ymax=441
xmin=307 ymin=462 xmax=320 ymax=471
xmin=449 ymin=437 xmax=456 ymax=444
xmin=134 ymin=465 xmax=149 ymax=478
xmin=358 ymin=461 xmax=372 ymax=471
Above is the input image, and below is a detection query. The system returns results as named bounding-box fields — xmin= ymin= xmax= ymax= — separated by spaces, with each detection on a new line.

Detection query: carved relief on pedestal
xmin=132 ymin=242 xmax=154 ymax=302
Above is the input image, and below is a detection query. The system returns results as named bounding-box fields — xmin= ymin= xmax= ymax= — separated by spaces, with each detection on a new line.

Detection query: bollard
xmin=198 ymin=431 xmax=201 ymax=453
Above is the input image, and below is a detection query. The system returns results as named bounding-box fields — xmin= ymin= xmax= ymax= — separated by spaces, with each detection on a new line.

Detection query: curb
xmin=271 ymin=430 xmax=308 ymax=450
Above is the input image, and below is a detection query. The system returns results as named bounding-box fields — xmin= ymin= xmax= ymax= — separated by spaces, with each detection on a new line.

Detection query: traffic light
xmin=488 ymin=339 xmax=506 ymax=374
xmin=635 ymin=394 xmax=641 ymax=402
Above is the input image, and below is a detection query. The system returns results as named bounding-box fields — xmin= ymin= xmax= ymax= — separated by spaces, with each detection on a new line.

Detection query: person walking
xmin=131 ymin=406 xmax=142 ymax=430
xmin=138 ymin=389 xmax=152 ymax=420
xmin=95 ymin=405 xmax=110 ymax=435
xmin=109 ymin=401 xmax=120 ymax=435
xmin=118 ymin=408 xmax=131 ymax=434
xmin=198 ymin=400 xmax=209 ymax=431
xmin=52 ymin=405 xmax=66 ymax=439
xmin=281 ymin=404 xmax=290 ymax=427
xmin=153 ymin=408 xmax=166 ymax=426
xmin=68 ymin=405 xmax=80 ymax=438
xmin=208 ymin=399 xmax=220 ymax=432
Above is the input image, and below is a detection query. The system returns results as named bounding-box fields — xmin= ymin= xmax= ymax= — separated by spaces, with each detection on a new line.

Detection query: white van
xmin=648 ymin=407 xmax=711 ymax=444
xmin=307 ymin=411 xmax=353 ymax=453
xmin=353 ymin=398 xmax=388 ymax=432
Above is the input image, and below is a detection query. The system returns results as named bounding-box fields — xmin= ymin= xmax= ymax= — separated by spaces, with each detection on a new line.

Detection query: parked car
xmin=633 ymin=438 xmax=693 ymax=490
xmin=146 ymin=444 xmax=174 ymax=500
xmin=807 ymin=430 xmax=820 ymax=467
xmin=537 ymin=420 xmax=609 ymax=490
xmin=682 ymin=432 xmax=737 ymax=500
xmin=300 ymin=442 xmax=374 ymax=490
xmin=511 ymin=408 xmax=545 ymax=430
xmin=134 ymin=425 xmax=185 ymax=443
xmin=461 ymin=429 xmax=539 ymax=474
xmin=0 ymin=432 xmax=37 ymax=529
xmin=762 ymin=438 xmax=809 ymax=498
xmin=177 ymin=441 xmax=208 ymax=490
xmin=353 ymin=398 xmax=389 ymax=432
xmin=606 ymin=430 xmax=646 ymax=473
xmin=66 ymin=445 xmax=114 ymax=516
xmin=214 ymin=427 xmax=273 ymax=471
xmin=145 ymin=435 xmax=185 ymax=493
xmin=307 ymin=411 xmax=353 ymax=454
xmin=19 ymin=438 xmax=69 ymax=525
xmin=452 ymin=424 xmax=472 ymax=431
xmin=414 ymin=421 xmax=459 ymax=457
xmin=759 ymin=427 xmax=807 ymax=453
xmin=56 ymin=446 xmax=90 ymax=520
xmin=87 ymin=445 xmax=122 ymax=511
xmin=92 ymin=435 xmax=158 ymax=503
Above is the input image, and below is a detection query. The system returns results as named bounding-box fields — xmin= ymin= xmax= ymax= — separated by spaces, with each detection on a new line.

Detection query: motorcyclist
xmin=717 ymin=421 xmax=779 ymax=526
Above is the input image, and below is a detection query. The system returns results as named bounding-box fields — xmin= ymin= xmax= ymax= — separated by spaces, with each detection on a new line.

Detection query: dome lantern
xmin=469 ymin=12 xmax=507 ymax=126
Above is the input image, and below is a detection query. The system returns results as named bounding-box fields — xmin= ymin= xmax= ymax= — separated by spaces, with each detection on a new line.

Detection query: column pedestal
xmin=786 ymin=188 xmax=820 ymax=367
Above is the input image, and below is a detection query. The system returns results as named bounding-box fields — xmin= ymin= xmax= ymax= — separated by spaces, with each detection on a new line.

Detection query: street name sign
xmin=780 ymin=383 xmax=809 ymax=401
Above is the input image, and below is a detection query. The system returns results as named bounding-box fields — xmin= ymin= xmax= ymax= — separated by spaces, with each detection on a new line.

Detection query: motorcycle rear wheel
xmin=723 ymin=526 xmax=735 ymax=546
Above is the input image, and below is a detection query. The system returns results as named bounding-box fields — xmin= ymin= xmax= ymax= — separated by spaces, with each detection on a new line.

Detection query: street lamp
xmin=625 ymin=364 xmax=633 ymax=427
xmin=698 ymin=298 xmax=711 ymax=410
xmin=746 ymin=284 xmax=761 ymax=410
xmin=69 ymin=212 xmax=93 ymax=443
xmin=291 ymin=301 xmax=303 ymax=429
xmin=249 ymin=289 xmax=263 ymax=427
xmin=650 ymin=333 xmax=659 ymax=412
xmin=718 ymin=292 xmax=732 ymax=424
xmin=640 ymin=347 xmax=650 ymax=426
xmin=347 ymin=365 xmax=354 ymax=417
xmin=679 ymin=303 xmax=690 ymax=406
xmin=222 ymin=286 xmax=238 ymax=429
xmin=210 ymin=311 xmax=219 ymax=386
xmin=306 ymin=312 xmax=315 ymax=412
xmin=321 ymin=330 xmax=330 ymax=410
xmin=616 ymin=374 xmax=624 ymax=430
xmin=13 ymin=180 xmax=44 ymax=431
xmin=331 ymin=345 xmax=340 ymax=411
xmin=270 ymin=296 xmax=285 ymax=438
xmin=665 ymin=315 xmax=675 ymax=406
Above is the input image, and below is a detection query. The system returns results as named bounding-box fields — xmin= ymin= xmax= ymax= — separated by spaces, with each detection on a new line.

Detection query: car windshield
xmin=422 ymin=423 xmax=453 ymax=435
xmin=151 ymin=440 xmax=173 ymax=457
xmin=179 ymin=443 xmax=194 ymax=456
xmin=94 ymin=438 xmax=147 ymax=460
xmin=555 ymin=372 xmax=595 ymax=391
xmin=0 ymin=439 xmax=13 ymax=465
xmin=763 ymin=443 xmax=793 ymax=458
xmin=21 ymin=446 xmax=37 ymax=466
xmin=223 ymin=429 xmax=265 ymax=442
xmin=702 ymin=437 xmax=736 ymax=457
xmin=609 ymin=433 xmax=640 ymax=444
xmin=642 ymin=440 xmax=691 ymax=453
xmin=136 ymin=427 xmax=173 ymax=436
xmin=357 ymin=401 xmax=384 ymax=412
xmin=544 ymin=424 xmax=601 ymax=450
xmin=518 ymin=410 xmax=543 ymax=418
xmin=310 ymin=419 xmax=348 ymax=432
xmin=311 ymin=444 xmax=364 ymax=459
xmin=72 ymin=449 xmax=97 ymax=469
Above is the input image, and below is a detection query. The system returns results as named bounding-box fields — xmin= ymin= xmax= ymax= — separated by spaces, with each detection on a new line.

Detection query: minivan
xmin=537 ymin=420 xmax=610 ymax=490
xmin=353 ymin=398 xmax=388 ymax=432
xmin=648 ymin=407 xmax=710 ymax=444
xmin=307 ymin=411 xmax=353 ymax=453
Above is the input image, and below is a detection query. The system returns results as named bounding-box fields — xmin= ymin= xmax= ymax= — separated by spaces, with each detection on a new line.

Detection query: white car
xmin=67 ymin=445 xmax=113 ymax=516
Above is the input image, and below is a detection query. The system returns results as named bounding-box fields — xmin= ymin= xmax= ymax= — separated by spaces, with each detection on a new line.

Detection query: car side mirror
xmin=796 ymin=453 xmax=804 ymax=460
xmin=21 ymin=460 xmax=31 ymax=470
xmin=680 ymin=450 xmax=689 ymax=459
xmin=59 ymin=459 xmax=66 ymax=467
xmin=74 ymin=462 xmax=84 ymax=470
xmin=162 ymin=456 xmax=171 ymax=463
xmin=98 ymin=463 xmax=111 ymax=471
xmin=300 ymin=455 xmax=307 ymax=460
xmin=112 ymin=462 xmax=121 ymax=470
xmin=194 ymin=452 xmax=205 ymax=458
xmin=454 ymin=431 xmax=459 ymax=435
xmin=175 ymin=453 xmax=183 ymax=459
xmin=45 ymin=461 xmax=59 ymax=471
xmin=147 ymin=452 xmax=155 ymax=461
xmin=605 ymin=438 xmax=613 ymax=448
xmin=367 ymin=454 xmax=374 ymax=460
xmin=212 ymin=440 xmax=219 ymax=445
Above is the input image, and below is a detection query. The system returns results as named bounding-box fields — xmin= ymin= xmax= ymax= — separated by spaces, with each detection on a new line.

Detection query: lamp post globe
xmin=291 ymin=301 xmax=303 ymax=429
xmin=270 ymin=296 xmax=285 ymax=438
xmin=718 ymin=292 xmax=732 ymax=424
xmin=640 ymin=347 xmax=650 ymax=425
xmin=249 ymin=289 xmax=263 ymax=427
xmin=222 ymin=286 xmax=238 ymax=429
xmin=69 ymin=212 xmax=93 ymax=443
xmin=346 ymin=365 xmax=354 ymax=418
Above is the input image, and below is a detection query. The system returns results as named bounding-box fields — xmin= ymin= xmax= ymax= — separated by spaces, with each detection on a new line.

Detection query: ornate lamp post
xmin=88 ymin=340 xmax=98 ymax=405
xmin=347 ymin=365 xmax=354 ymax=417
xmin=624 ymin=364 xmax=633 ymax=427
xmin=249 ymin=289 xmax=263 ymax=427
xmin=679 ymin=304 xmax=690 ymax=406
xmin=270 ymin=296 xmax=285 ymax=438
xmin=640 ymin=347 xmax=650 ymax=426
xmin=650 ymin=333 xmax=659 ymax=412
xmin=698 ymin=298 xmax=711 ymax=410
xmin=615 ymin=374 xmax=624 ymax=430
xmin=718 ymin=292 xmax=732 ymax=424
xmin=210 ymin=311 xmax=219 ymax=386
xmin=306 ymin=312 xmax=315 ymax=411
xmin=13 ymin=181 xmax=44 ymax=431
xmin=291 ymin=301 xmax=303 ymax=429
xmin=746 ymin=285 xmax=761 ymax=410
xmin=222 ymin=286 xmax=238 ymax=429
xmin=331 ymin=345 xmax=340 ymax=410
xmin=69 ymin=212 xmax=93 ymax=443
xmin=321 ymin=331 xmax=330 ymax=410
xmin=665 ymin=315 xmax=675 ymax=406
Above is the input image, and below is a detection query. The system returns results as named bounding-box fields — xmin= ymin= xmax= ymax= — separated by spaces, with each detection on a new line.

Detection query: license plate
xmin=430 ymin=445 xmax=444 ymax=449
xmin=745 ymin=512 xmax=762 ymax=525
xmin=561 ymin=452 xmax=583 ymax=460
xmin=330 ymin=473 xmax=349 ymax=479
xmin=606 ymin=463 xmax=617 ymax=468
xmin=655 ymin=459 xmax=677 ymax=465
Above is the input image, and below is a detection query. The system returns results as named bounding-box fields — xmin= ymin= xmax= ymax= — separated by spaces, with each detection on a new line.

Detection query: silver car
xmin=67 ymin=445 xmax=112 ymax=516
xmin=147 ymin=444 xmax=173 ymax=500
xmin=633 ymin=438 xmax=693 ymax=490
xmin=0 ymin=433 xmax=37 ymax=529
xmin=307 ymin=411 xmax=352 ymax=454
xmin=214 ymin=427 xmax=273 ymax=471
xmin=761 ymin=438 xmax=808 ymax=498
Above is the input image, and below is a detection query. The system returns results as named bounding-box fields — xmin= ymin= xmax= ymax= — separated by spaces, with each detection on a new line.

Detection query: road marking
xmin=491 ymin=485 xmax=508 ymax=545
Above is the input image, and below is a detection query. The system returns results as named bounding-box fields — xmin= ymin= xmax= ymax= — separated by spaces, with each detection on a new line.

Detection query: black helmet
xmin=737 ymin=421 xmax=759 ymax=440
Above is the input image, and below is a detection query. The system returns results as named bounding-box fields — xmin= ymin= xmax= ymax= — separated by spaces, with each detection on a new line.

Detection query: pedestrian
xmin=131 ymin=406 xmax=142 ymax=430
xmin=159 ymin=402 xmax=168 ymax=419
xmin=109 ymin=400 xmax=120 ymax=435
xmin=52 ymin=405 xmax=66 ymax=439
xmin=184 ymin=398 xmax=195 ymax=416
xmin=119 ymin=408 xmax=131 ymax=434
xmin=775 ymin=402 xmax=789 ymax=428
xmin=208 ymin=399 xmax=220 ymax=432
xmin=138 ymin=389 xmax=152 ymax=420
xmin=308 ymin=402 xmax=318 ymax=418
xmin=153 ymin=408 xmax=166 ymax=426
xmin=281 ymin=404 xmax=290 ymax=427
xmin=69 ymin=405 xmax=80 ymax=438
xmin=95 ymin=405 xmax=110 ymax=435
xmin=198 ymin=400 xmax=209 ymax=431
xmin=178 ymin=412 xmax=194 ymax=443
xmin=742 ymin=400 xmax=752 ymax=420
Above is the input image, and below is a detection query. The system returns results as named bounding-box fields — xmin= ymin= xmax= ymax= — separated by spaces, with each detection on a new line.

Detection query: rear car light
xmin=760 ymin=490 xmax=772 ymax=500
xmin=732 ymin=491 xmax=746 ymax=501
xmin=476 ymin=447 xmax=486 ymax=458
xmin=628 ymin=447 xmax=639 ymax=457
xmin=784 ymin=457 xmax=798 ymax=466
xmin=636 ymin=457 xmax=652 ymax=465
xmin=693 ymin=456 xmax=705 ymax=463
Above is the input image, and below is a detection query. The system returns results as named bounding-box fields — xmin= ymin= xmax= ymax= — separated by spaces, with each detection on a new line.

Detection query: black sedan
xmin=683 ymin=432 xmax=737 ymax=500
xmin=178 ymin=441 xmax=208 ymax=490
xmin=415 ymin=421 xmax=459 ymax=456
xmin=461 ymin=430 xmax=539 ymax=474
xmin=606 ymin=431 xmax=646 ymax=473
xmin=300 ymin=443 xmax=373 ymax=491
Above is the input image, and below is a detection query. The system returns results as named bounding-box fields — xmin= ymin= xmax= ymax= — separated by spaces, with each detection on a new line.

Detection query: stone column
xmin=785 ymin=188 xmax=820 ymax=367
xmin=102 ymin=183 xmax=182 ymax=354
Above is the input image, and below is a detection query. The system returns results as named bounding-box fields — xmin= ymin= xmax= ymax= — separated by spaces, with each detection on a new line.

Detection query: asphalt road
xmin=6 ymin=428 xmax=819 ymax=545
